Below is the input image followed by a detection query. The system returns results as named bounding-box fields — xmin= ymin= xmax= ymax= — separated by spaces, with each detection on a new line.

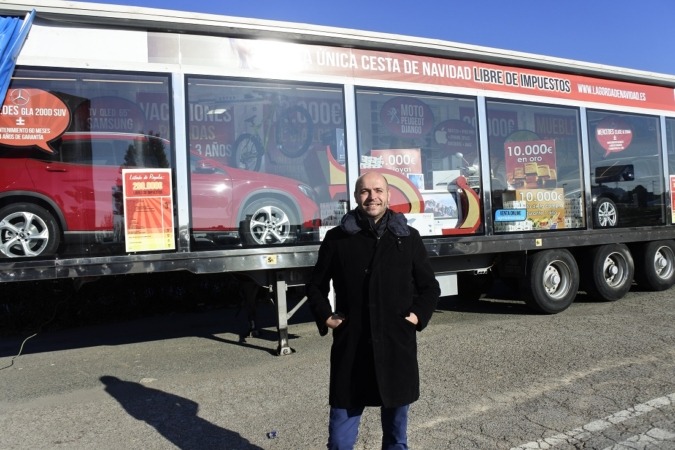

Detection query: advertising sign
xmin=369 ymin=148 xmax=422 ymax=175
xmin=433 ymin=119 xmax=477 ymax=154
xmin=504 ymin=139 xmax=557 ymax=189
xmin=502 ymin=139 xmax=564 ymax=230
xmin=73 ymin=96 xmax=146 ymax=133
xmin=534 ymin=113 xmax=577 ymax=139
xmin=197 ymin=38 xmax=675 ymax=113
xmin=122 ymin=168 xmax=175 ymax=252
xmin=379 ymin=96 xmax=434 ymax=138
xmin=0 ymin=88 xmax=70 ymax=152
xmin=595 ymin=117 xmax=633 ymax=156
xmin=520 ymin=188 xmax=565 ymax=229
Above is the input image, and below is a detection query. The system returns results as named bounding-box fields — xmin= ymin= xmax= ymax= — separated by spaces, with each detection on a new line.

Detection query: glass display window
xmin=186 ymin=77 xmax=345 ymax=246
xmin=587 ymin=110 xmax=664 ymax=228
xmin=486 ymin=100 xmax=584 ymax=232
xmin=0 ymin=69 xmax=173 ymax=258
xmin=354 ymin=88 xmax=482 ymax=236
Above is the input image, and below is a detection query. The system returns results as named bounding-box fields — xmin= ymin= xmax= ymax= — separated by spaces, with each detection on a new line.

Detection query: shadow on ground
xmin=100 ymin=375 xmax=265 ymax=450
xmin=1 ymin=272 xmax=615 ymax=359
xmin=436 ymin=278 xmax=603 ymax=316
xmin=0 ymin=271 xmax=312 ymax=358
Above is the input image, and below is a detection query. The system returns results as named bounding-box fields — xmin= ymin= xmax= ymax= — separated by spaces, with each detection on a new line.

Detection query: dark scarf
xmin=340 ymin=208 xmax=410 ymax=237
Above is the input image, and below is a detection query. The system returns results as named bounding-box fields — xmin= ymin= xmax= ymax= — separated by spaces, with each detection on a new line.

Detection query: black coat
xmin=306 ymin=210 xmax=440 ymax=408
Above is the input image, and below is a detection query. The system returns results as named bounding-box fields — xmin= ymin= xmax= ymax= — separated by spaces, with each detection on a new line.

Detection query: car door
xmin=189 ymin=155 xmax=234 ymax=231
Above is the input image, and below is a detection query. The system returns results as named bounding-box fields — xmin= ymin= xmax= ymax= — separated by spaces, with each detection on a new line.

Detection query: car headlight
xmin=298 ymin=183 xmax=318 ymax=202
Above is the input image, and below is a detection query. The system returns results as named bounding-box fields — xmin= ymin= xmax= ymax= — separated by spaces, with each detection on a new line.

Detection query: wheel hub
xmin=0 ymin=211 xmax=51 ymax=257
xmin=248 ymin=205 xmax=291 ymax=244
xmin=544 ymin=266 xmax=561 ymax=292
xmin=655 ymin=254 xmax=667 ymax=270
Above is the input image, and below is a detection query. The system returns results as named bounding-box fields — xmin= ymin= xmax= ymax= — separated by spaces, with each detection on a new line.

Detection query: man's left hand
xmin=405 ymin=312 xmax=418 ymax=325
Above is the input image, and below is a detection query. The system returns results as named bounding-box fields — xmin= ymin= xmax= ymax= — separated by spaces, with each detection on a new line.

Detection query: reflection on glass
xmin=587 ymin=111 xmax=664 ymax=228
xmin=0 ymin=69 xmax=172 ymax=259
xmin=666 ymin=118 xmax=675 ymax=175
xmin=186 ymin=78 xmax=345 ymax=247
xmin=486 ymin=101 xmax=583 ymax=233
xmin=355 ymin=88 xmax=482 ymax=236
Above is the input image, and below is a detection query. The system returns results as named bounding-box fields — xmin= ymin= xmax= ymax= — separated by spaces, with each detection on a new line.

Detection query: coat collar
xmin=340 ymin=208 xmax=410 ymax=237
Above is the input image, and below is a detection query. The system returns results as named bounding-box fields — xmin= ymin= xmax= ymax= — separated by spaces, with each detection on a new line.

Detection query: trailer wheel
xmin=581 ymin=244 xmax=634 ymax=301
xmin=634 ymin=240 xmax=675 ymax=291
xmin=593 ymin=197 xmax=618 ymax=227
xmin=0 ymin=203 xmax=60 ymax=258
xmin=520 ymin=249 xmax=579 ymax=314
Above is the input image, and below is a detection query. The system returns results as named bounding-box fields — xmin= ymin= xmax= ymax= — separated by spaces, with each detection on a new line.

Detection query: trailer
xmin=1 ymin=0 xmax=675 ymax=354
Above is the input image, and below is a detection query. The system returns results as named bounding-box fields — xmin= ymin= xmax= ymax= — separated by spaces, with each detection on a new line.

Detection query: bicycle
xmin=231 ymin=94 xmax=314 ymax=172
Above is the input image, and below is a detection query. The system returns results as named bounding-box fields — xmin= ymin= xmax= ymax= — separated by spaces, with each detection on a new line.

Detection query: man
xmin=306 ymin=171 xmax=440 ymax=449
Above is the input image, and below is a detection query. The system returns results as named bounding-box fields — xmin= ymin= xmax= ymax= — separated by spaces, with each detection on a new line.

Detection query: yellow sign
xmin=516 ymin=188 xmax=566 ymax=230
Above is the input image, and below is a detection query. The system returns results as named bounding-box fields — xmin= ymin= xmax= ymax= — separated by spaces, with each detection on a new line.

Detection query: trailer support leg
xmin=273 ymin=271 xmax=307 ymax=356
xmin=274 ymin=271 xmax=294 ymax=356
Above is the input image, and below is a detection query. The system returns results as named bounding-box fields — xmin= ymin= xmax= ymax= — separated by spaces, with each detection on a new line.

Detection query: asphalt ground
xmin=1 ymin=277 xmax=675 ymax=449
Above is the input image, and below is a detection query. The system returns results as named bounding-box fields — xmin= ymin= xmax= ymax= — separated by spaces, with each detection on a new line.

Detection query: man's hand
xmin=405 ymin=312 xmax=419 ymax=326
xmin=326 ymin=313 xmax=345 ymax=329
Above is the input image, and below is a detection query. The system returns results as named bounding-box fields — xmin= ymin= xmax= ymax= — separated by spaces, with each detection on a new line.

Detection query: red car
xmin=0 ymin=132 xmax=319 ymax=258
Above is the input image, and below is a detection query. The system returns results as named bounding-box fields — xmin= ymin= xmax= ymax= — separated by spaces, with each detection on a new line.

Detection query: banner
xmin=176 ymin=38 xmax=675 ymax=113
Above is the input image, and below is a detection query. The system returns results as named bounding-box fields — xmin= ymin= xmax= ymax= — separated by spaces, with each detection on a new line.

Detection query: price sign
xmin=369 ymin=148 xmax=422 ymax=175
xmin=504 ymin=139 xmax=557 ymax=189
xmin=122 ymin=168 xmax=175 ymax=252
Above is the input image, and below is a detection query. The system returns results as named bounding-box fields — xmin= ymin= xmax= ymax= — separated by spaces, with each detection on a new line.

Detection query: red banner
xmin=0 ymin=88 xmax=70 ymax=152
xmin=219 ymin=39 xmax=675 ymax=113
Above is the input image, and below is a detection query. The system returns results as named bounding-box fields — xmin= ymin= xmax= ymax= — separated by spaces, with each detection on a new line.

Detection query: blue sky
xmin=75 ymin=0 xmax=675 ymax=75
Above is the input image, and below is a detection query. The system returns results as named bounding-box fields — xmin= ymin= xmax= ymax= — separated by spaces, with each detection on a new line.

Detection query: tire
xmin=232 ymin=133 xmax=264 ymax=172
xmin=581 ymin=244 xmax=634 ymax=302
xmin=520 ymin=249 xmax=579 ymax=314
xmin=275 ymin=105 xmax=313 ymax=158
xmin=594 ymin=197 xmax=618 ymax=227
xmin=634 ymin=240 xmax=675 ymax=291
xmin=239 ymin=198 xmax=298 ymax=245
xmin=0 ymin=203 xmax=60 ymax=258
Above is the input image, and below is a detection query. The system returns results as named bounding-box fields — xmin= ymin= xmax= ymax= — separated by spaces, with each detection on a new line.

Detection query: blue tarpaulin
xmin=0 ymin=9 xmax=35 ymax=103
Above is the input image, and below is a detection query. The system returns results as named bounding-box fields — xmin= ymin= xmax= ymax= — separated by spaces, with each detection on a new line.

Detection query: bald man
xmin=307 ymin=171 xmax=440 ymax=449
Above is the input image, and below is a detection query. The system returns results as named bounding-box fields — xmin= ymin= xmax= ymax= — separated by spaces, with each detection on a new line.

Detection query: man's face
xmin=354 ymin=172 xmax=390 ymax=222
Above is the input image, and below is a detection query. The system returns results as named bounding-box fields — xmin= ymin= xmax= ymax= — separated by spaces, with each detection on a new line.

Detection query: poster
xmin=519 ymin=188 xmax=565 ymax=230
xmin=122 ymin=168 xmax=175 ymax=252
xmin=504 ymin=139 xmax=557 ymax=189
xmin=369 ymin=148 xmax=422 ymax=175
xmin=502 ymin=139 xmax=564 ymax=230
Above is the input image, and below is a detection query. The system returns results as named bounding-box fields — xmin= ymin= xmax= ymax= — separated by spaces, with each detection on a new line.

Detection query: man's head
xmin=354 ymin=171 xmax=390 ymax=223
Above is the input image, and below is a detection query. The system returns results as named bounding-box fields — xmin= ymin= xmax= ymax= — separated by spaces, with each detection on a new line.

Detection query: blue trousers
xmin=327 ymin=404 xmax=409 ymax=450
